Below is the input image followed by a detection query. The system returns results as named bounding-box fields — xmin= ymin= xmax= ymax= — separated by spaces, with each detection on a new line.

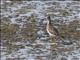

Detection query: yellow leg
xmin=50 ymin=37 xmax=58 ymax=51
xmin=51 ymin=37 xmax=56 ymax=43
xmin=50 ymin=37 xmax=58 ymax=60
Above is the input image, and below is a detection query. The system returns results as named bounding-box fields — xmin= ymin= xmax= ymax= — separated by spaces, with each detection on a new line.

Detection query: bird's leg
xmin=50 ymin=37 xmax=58 ymax=51
xmin=50 ymin=37 xmax=58 ymax=60
xmin=51 ymin=37 xmax=57 ymax=44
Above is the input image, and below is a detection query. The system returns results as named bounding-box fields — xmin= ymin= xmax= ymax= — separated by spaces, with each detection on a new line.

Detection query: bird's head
xmin=46 ymin=16 xmax=52 ymax=24
xmin=43 ymin=16 xmax=52 ymax=25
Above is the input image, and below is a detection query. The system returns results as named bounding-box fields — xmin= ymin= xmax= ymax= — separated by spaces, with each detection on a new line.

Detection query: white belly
xmin=46 ymin=22 xmax=56 ymax=37
xmin=47 ymin=28 xmax=55 ymax=37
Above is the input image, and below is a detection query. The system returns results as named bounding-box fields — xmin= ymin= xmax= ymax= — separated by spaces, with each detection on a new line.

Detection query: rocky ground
xmin=1 ymin=1 xmax=80 ymax=60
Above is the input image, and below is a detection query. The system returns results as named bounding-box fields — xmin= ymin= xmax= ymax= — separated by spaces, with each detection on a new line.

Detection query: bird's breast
xmin=46 ymin=26 xmax=56 ymax=37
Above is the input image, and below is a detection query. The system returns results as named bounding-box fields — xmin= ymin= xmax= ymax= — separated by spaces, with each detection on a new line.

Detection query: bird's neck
xmin=47 ymin=20 xmax=49 ymax=26
xmin=47 ymin=20 xmax=52 ymax=26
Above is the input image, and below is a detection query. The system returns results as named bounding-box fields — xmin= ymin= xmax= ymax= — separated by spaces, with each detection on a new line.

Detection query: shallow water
xmin=1 ymin=1 xmax=80 ymax=60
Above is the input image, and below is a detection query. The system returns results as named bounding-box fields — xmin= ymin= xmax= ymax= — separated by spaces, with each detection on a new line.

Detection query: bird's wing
xmin=49 ymin=25 xmax=60 ymax=36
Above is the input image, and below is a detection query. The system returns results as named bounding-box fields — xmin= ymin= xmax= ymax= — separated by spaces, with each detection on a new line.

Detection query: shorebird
xmin=46 ymin=16 xmax=61 ymax=39
xmin=46 ymin=16 xmax=73 ymax=45
xmin=46 ymin=16 xmax=61 ymax=53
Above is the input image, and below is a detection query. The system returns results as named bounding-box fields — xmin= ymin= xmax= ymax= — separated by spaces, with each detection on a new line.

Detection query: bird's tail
xmin=56 ymin=36 xmax=64 ymax=42
xmin=56 ymin=36 xmax=73 ymax=45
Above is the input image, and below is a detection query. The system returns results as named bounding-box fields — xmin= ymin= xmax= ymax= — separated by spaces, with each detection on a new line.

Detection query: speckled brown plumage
xmin=46 ymin=16 xmax=60 ymax=37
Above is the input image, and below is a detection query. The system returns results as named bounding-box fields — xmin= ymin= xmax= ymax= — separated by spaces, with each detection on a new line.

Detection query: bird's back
xmin=48 ymin=24 xmax=60 ymax=37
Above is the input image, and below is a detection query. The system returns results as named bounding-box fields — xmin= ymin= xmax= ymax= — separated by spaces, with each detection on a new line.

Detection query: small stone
xmin=61 ymin=57 xmax=67 ymax=60
xmin=62 ymin=40 xmax=73 ymax=45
